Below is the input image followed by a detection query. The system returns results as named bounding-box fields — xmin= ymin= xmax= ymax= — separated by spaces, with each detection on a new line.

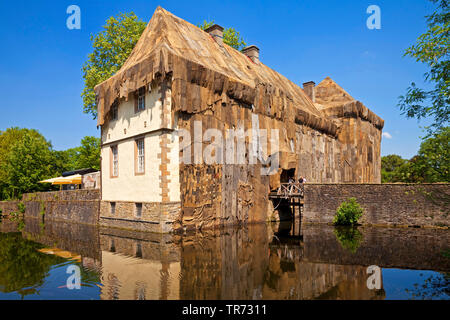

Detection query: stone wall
xmin=99 ymin=200 xmax=181 ymax=233
xmin=22 ymin=189 xmax=100 ymax=201
xmin=303 ymin=183 xmax=450 ymax=227
xmin=1 ymin=190 xmax=100 ymax=225
xmin=0 ymin=201 xmax=20 ymax=215
xmin=23 ymin=217 xmax=101 ymax=261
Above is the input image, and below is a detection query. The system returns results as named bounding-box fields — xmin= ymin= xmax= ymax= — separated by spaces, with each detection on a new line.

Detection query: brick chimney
xmin=303 ymin=81 xmax=316 ymax=103
xmin=242 ymin=45 xmax=260 ymax=64
xmin=205 ymin=24 xmax=224 ymax=46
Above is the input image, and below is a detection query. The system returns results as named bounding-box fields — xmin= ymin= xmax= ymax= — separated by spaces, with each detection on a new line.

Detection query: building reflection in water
xmin=5 ymin=217 xmax=449 ymax=300
xmin=99 ymin=229 xmax=181 ymax=300
xmin=97 ymin=221 xmax=386 ymax=300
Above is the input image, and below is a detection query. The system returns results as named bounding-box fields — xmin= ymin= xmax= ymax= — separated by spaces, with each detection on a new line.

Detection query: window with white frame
xmin=136 ymin=138 xmax=145 ymax=174
xmin=111 ymin=145 xmax=118 ymax=177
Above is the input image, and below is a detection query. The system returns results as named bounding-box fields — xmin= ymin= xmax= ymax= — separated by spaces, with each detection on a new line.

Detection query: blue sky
xmin=0 ymin=0 xmax=437 ymax=158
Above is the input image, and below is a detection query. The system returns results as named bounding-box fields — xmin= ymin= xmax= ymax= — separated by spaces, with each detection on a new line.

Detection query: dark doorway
xmin=280 ymin=168 xmax=296 ymax=183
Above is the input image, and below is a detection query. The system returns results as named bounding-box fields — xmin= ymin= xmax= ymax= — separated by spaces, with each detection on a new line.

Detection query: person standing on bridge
xmin=288 ymin=177 xmax=295 ymax=193
xmin=298 ymin=176 xmax=305 ymax=194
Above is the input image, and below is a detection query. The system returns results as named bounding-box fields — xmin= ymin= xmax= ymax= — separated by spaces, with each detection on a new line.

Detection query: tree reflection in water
xmin=0 ymin=232 xmax=66 ymax=298
xmin=333 ymin=226 xmax=364 ymax=254
xmin=406 ymin=272 xmax=450 ymax=299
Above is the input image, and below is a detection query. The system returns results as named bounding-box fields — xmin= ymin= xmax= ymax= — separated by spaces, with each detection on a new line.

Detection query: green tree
xmin=0 ymin=128 xmax=54 ymax=200
xmin=398 ymin=0 xmax=449 ymax=134
xmin=405 ymin=127 xmax=450 ymax=182
xmin=198 ymin=20 xmax=247 ymax=50
xmin=381 ymin=154 xmax=408 ymax=182
xmin=383 ymin=127 xmax=450 ymax=183
xmin=82 ymin=12 xmax=147 ymax=119
xmin=51 ymin=149 xmax=75 ymax=175
xmin=2 ymin=131 xmax=55 ymax=199
xmin=75 ymin=136 xmax=101 ymax=170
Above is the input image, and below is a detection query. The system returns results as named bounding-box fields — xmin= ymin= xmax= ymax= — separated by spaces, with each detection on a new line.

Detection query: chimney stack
xmin=242 ymin=45 xmax=260 ymax=64
xmin=205 ymin=24 xmax=224 ymax=46
xmin=303 ymin=81 xmax=316 ymax=103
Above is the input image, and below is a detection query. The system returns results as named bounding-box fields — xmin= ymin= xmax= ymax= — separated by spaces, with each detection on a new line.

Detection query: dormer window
xmin=134 ymin=87 xmax=146 ymax=113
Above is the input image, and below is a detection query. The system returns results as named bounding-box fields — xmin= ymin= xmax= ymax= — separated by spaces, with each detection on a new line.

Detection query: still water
xmin=0 ymin=217 xmax=448 ymax=300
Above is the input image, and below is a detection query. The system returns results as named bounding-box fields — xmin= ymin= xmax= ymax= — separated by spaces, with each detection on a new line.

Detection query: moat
xmin=0 ymin=217 xmax=448 ymax=300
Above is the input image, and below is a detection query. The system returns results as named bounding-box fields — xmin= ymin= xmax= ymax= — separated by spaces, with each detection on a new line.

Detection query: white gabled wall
xmin=100 ymin=84 xmax=180 ymax=203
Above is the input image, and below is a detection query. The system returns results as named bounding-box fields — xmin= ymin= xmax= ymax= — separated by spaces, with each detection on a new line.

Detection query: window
xmin=111 ymin=101 xmax=118 ymax=120
xmin=111 ymin=145 xmax=118 ymax=177
xmin=110 ymin=202 xmax=116 ymax=215
xmin=110 ymin=239 xmax=116 ymax=253
xmin=135 ymin=138 xmax=145 ymax=174
xmin=135 ymin=203 xmax=142 ymax=218
xmin=135 ymin=242 xmax=142 ymax=258
xmin=135 ymin=87 xmax=146 ymax=113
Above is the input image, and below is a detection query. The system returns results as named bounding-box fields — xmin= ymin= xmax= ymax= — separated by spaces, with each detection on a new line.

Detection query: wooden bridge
xmin=269 ymin=182 xmax=304 ymax=200
xmin=269 ymin=182 xmax=304 ymax=220
xmin=269 ymin=182 xmax=305 ymax=240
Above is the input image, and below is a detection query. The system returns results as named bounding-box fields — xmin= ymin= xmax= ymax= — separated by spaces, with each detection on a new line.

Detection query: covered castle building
xmin=95 ymin=7 xmax=384 ymax=233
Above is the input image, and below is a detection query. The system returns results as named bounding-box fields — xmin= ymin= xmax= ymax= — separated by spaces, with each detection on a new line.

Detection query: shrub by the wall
xmin=333 ymin=197 xmax=364 ymax=226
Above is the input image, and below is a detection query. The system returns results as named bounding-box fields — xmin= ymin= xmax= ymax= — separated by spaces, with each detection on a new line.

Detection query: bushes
xmin=17 ymin=202 xmax=25 ymax=214
xmin=333 ymin=197 xmax=364 ymax=226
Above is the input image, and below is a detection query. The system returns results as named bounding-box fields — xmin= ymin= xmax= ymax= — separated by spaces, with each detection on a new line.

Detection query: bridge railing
xmin=274 ymin=182 xmax=304 ymax=198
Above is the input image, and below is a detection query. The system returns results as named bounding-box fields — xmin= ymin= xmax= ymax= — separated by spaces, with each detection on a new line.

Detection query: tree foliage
xmin=333 ymin=198 xmax=364 ymax=226
xmin=0 ymin=128 xmax=55 ymax=200
xmin=198 ymin=20 xmax=247 ymax=51
xmin=70 ymin=136 xmax=101 ymax=170
xmin=381 ymin=127 xmax=449 ymax=183
xmin=398 ymin=0 xmax=449 ymax=134
xmin=82 ymin=12 xmax=147 ymax=119
xmin=381 ymin=154 xmax=408 ymax=182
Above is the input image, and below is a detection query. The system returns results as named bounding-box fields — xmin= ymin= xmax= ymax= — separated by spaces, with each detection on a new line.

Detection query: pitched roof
xmin=314 ymin=77 xmax=355 ymax=109
xmin=94 ymin=7 xmax=383 ymax=132
xmin=95 ymin=6 xmax=324 ymax=124
xmin=315 ymin=77 xmax=384 ymax=129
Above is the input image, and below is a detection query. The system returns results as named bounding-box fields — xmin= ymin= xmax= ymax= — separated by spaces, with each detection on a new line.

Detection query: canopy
xmin=39 ymin=177 xmax=60 ymax=184
xmin=39 ymin=174 xmax=82 ymax=185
